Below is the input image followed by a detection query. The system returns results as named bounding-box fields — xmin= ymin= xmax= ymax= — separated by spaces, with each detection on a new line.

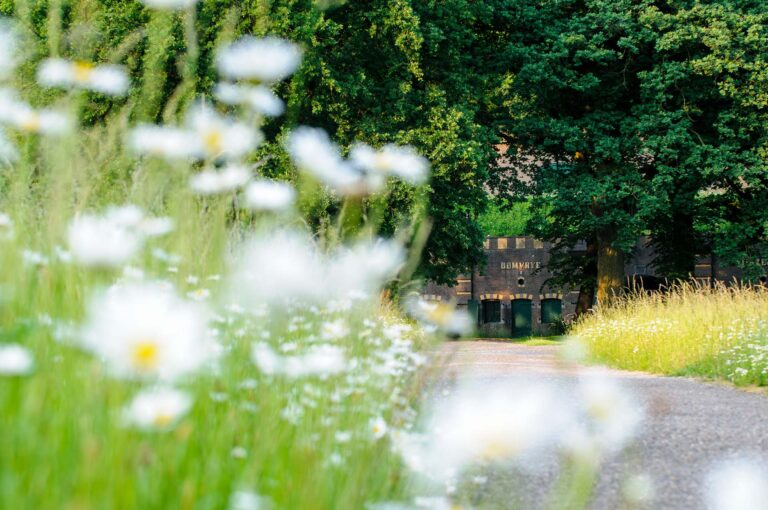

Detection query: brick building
xmin=423 ymin=236 xmax=758 ymax=338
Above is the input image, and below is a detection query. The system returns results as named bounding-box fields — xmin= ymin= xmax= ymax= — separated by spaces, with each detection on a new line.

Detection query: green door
xmin=511 ymin=299 xmax=532 ymax=337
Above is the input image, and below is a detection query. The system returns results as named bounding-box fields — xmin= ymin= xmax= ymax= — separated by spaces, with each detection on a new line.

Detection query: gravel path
xmin=432 ymin=340 xmax=768 ymax=509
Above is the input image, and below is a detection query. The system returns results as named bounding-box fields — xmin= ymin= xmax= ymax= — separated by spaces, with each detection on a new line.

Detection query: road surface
xmin=431 ymin=340 xmax=768 ymax=509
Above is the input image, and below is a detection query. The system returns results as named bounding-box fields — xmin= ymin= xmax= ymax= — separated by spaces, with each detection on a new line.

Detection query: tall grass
xmin=574 ymin=283 xmax=768 ymax=384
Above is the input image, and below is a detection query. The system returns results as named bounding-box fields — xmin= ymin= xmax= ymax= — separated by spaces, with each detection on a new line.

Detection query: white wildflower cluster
xmin=711 ymin=317 xmax=768 ymax=384
xmin=67 ymin=205 xmax=173 ymax=268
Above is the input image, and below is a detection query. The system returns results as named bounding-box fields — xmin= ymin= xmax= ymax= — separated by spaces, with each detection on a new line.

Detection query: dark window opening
xmin=481 ymin=300 xmax=501 ymax=323
xmin=541 ymin=298 xmax=562 ymax=324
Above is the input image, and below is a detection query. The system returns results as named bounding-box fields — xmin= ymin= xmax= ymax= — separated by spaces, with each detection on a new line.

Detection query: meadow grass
xmin=574 ymin=283 xmax=768 ymax=385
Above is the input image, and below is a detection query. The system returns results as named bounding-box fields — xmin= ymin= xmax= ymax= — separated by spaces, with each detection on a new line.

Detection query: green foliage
xmin=477 ymin=198 xmax=530 ymax=237
xmin=494 ymin=0 xmax=768 ymax=287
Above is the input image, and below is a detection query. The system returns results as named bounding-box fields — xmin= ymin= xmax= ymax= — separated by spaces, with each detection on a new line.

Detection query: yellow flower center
xmin=73 ymin=61 xmax=94 ymax=82
xmin=426 ymin=304 xmax=453 ymax=326
xmin=131 ymin=340 xmax=159 ymax=371
xmin=20 ymin=113 xmax=41 ymax=133
xmin=203 ymin=129 xmax=223 ymax=155
xmin=153 ymin=413 xmax=173 ymax=428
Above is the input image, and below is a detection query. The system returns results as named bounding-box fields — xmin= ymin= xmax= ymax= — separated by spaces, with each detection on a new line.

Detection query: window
xmin=541 ymin=299 xmax=562 ymax=324
xmin=481 ymin=300 xmax=501 ymax=323
xmin=517 ymin=277 xmax=526 ymax=287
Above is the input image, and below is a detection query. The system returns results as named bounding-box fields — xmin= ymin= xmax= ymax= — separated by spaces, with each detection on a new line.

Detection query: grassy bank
xmin=574 ymin=284 xmax=768 ymax=385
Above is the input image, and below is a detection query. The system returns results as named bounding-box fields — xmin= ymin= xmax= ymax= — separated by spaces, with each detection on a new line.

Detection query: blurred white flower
xmin=217 ymin=36 xmax=301 ymax=83
xmin=251 ymin=343 xmax=346 ymax=378
xmin=622 ymin=473 xmax=655 ymax=505
xmin=321 ymin=319 xmax=349 ymax=340
xmin=406 ymin=296 xmax=472 ymax=337
xmin=0 ymin=90 xmax=71 ymax=135
xmin=370 ymin=416 xmax=388 ymax=440
xmin=37 ymin=58 xmax=129 ymax=96
xmin=706 ymin=458 xmax=768 ymax=510
xmin=243 ymin=179 xmax=296 ymax=211
xmin=215 ymin=82 xmax=285 ymax=117
xmin=186 ymin=103 xmax=262 ymax=160
xmin=229 ymin=490 xmax=271 ymax=510
xmin=68 ymin=214 xmax=143 ymax=268
xmin=396 ymin=383 xmax=563 ymax=482
xmin=190 ymin=165 xmax=251 ymax=195
xmin=350 ymin=143 xmax=429 ymax=185
xmin=286 ymin=126 xmax=364 ymax=194
xmin=0 ymin=128 xmax=16 ymax=162
xmin=139 ymin=0 xmax=199 ymax=9
xmin=129 ymin=124 xmax=200 ymax=160
xmin=123 ymin=387 xmax=192 ymax=430
xmin=81 ymin=282 xmax=213 ymax=380
xmin=67 ymin=206 xmax=172 ymax=267
xmin=0 ymin=344 xmax=34 ymax=375
xmin=0 ymin=212 xmax=13 ymax=239
xmin=233 ymin=230 xmax=404 ymax=305
xmin=578 ymin=374 xmax=642 ymax=453
xmin=0 ymin=20 xmax=20 ymax=80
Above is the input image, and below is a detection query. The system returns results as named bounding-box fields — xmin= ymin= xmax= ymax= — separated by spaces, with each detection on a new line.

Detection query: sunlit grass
xmin=574 ymin=283 xmax=768 ymax=384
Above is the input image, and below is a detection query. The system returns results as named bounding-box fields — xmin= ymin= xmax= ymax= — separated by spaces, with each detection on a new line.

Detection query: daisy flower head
xmin=139 ymin=0 xmax=199 ymax=9
xmin=122 ymin=387 xmax=192 ymax=430
xmin=81 ymin=282 xmax=214 ymax=380
xmin=186 ymin=103 xmax=262 ymax=160
xmin=242 ymin=179 xmax=296 ymax=212
xmin=0 ymin=19 xmax=20 ymax=80
xmin=286 ymin=126 xmax=364 ymax=194
xmin=215 ymin=82 xmax=285 ymax=117
xmin=216 ymin=36 xmax=302 ymax=83
xmin=67 ymin=213 xmax=143 ymax=268
xmin=577 ymin=374 xmax=643 ymax=453
xmin=190 ymin=164 xmax=251 ymax=195
xmin=350 ymin=143 xmax=430 ymax=185
xmin=37 ymin=58 xmax=129 ymax=96
xmin=0 ymin=90 xmax=71 ymax=135
xmin=0 ymin=343 xmax=34 ymax=376
xmin=129 ymin=124 xmax=199 ymax=161
xmin=233 ymin=229 xmax=327 ymax=305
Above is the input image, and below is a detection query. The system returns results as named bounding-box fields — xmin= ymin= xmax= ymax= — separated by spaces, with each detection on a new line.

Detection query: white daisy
xmin=129 ymin=124 xmax=200 ymax=160
xmin=286 ymin=126 xmax=364 ymax=194
xmin=242 ymin=179 xmax=296 ymax=211
xmin=370 ymin=416 xmax=388 ymax=440
xmin=0 ymin=90 xmax=71 ymax=135
xmin=406 ymin=295 xmax=473 ymax=337
xmin=215 ymin=82 xmax=285 ymax=117
xmin=122 ymin=387 xmax=192 ymax=430
xmin=81 ymin=282 xmax=213 ymax=380
xmin=37 ymin=58 xmax=129 ymax=96
xmin=186 ymin=103 xmax=262 ymax=160
xmin=578 ymin=374 xmax=643 ymax=453
xmin=0 ymin=20 xmax=19 ymax=80
xmin=0 ymin=344 xmax=34 ymax=375
xmin=190 ymin=164 xmax=251 ymax=195
xmin=216 ymin=36 xmax=302 ymax=83
xmin=67 ymin=214 xmax=143 ymax=268
xmin=350 ymin=143 xmax=429 ymax=185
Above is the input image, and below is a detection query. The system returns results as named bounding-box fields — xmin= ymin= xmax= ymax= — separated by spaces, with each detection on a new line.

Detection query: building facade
xmin=423 ymin=236 xmax=758 ymax=338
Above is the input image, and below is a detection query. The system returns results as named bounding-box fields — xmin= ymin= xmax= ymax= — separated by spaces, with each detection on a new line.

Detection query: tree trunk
xmin=575 ymin=239 xmax=597 ymax=318
xmin=596 ymin=230 xmax=624 ymax=304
